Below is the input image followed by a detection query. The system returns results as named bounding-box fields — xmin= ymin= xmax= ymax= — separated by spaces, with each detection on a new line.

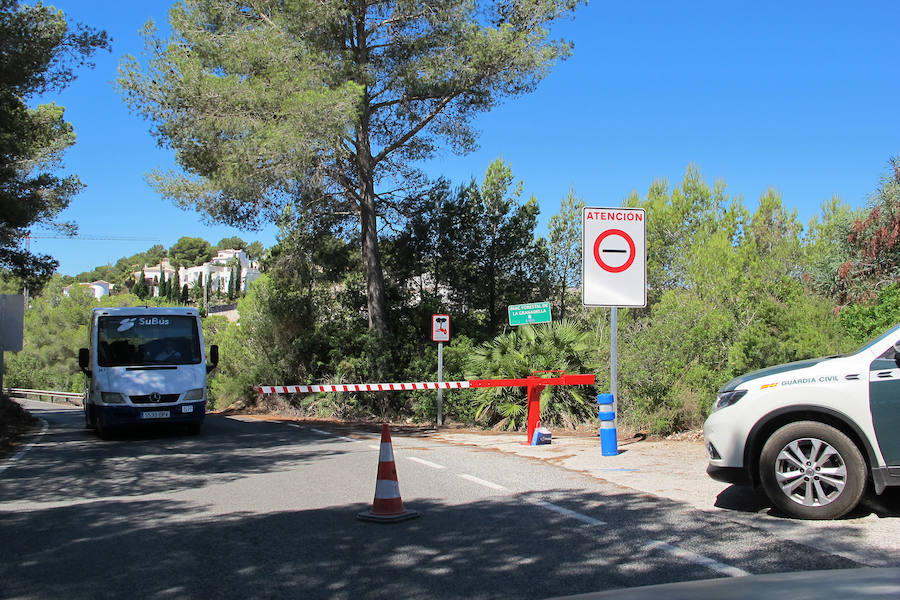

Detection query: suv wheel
xmin=759 ymin=421 xmax=865 ymax=520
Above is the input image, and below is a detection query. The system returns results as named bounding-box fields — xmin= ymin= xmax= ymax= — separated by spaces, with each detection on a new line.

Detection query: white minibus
xmin=79 ymin=306 xmax=218 ymax=438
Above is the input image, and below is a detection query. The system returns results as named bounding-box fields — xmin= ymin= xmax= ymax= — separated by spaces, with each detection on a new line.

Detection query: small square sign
xmin=431 ymin=314 xmax=450 ymax=342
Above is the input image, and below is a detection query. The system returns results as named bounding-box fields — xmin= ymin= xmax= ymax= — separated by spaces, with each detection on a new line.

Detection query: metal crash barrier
xmin=5 ymin=387 xmax=84 ymax=407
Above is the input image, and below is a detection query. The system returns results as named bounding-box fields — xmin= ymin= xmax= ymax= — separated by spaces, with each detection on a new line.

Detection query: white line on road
xmin=309 ymin=428 xmax=360 ymax=443
xmin=457 ymin=473 xmax=508 ymax=491
xmin=288 ymin=424 xmax=302 ymax=428
xmin=531 ymin=500 xmax=606 ymax=526
xmin=368 ymin=445 xmax=380 ymax=450
xmin=406 ymin=456 xmax=446 ymax=469
xmin=0 ymin=419 xmax=48 ymax=476
xmin=644 ymin=541 xmax=750 ymax=578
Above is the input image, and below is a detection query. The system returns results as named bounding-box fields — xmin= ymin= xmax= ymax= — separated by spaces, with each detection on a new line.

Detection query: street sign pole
xmin=431 ymin=314 xmax=450 ymax=427
xmin=437 ymin=342 xmax=444 ymax=426
xmin=610 ymin=307 xmax=618 ymax=416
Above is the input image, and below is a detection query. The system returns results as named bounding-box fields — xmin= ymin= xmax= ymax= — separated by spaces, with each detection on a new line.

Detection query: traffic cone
xmin=357 ymin=424 xmax=420 ymax=523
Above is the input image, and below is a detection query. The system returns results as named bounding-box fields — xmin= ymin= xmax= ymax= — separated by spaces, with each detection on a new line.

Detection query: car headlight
xmin=183 ymin=388 xmax=204 ymax=401
xmin=712 ymin=389 xmax=747 ymax=412
xmin=100 ymin=392 xmax=126 ymax=404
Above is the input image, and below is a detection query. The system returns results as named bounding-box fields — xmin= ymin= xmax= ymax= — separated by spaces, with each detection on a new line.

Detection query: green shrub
xmin=464 ymin=321 xmax=597 ymax=430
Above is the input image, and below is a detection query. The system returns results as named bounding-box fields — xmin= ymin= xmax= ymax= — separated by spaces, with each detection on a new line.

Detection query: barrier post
xmin=525 ymin=376 xmax=548 ymax=445
xmin=597 ymin=392 xmax=618 ymax=456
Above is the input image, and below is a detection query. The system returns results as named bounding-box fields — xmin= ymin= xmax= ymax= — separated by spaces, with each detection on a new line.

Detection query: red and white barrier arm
xmin=258 ymin=381 xmax=471 ymax=394
xmin=258 ymin=373 xmax=594 ymax=395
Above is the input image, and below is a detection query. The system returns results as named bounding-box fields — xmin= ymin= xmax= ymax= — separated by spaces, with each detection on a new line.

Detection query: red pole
xmin=525 ymin=376 xmax=547 ymax=444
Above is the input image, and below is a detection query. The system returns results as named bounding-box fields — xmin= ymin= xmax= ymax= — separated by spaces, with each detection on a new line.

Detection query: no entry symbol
xmin=593 ymin=229 xmax=635 ymax=273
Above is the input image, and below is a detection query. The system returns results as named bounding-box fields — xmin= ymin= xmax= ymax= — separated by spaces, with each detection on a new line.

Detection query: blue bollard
xmin=597 ymin=393 xmax=618 ymax=456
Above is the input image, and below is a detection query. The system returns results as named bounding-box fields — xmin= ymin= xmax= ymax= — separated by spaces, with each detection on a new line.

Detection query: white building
xmin=133 ymin=258 xmax=178 ymax=297
xmin=134 ymin=250 xmax=261 ymax=297
xmin=178 ymin=249 xmax=261 ymax=294
xmin=63 ymin=280 xmax=113 ymax=300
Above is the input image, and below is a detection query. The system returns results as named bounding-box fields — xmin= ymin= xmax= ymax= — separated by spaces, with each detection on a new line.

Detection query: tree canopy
xmin=118 ymin=0 xmax=582 ymax=336
xmin=169 ymin=236 xmax=213 ymax=268
xmin=0 ymin=0 xmax=109 ymax=288
xmin=216 ymin=236 xmax=247 ymax=251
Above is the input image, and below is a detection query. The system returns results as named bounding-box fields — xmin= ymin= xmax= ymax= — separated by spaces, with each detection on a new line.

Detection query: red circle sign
xmin=593 ymin=229 xmax=636 ymax=273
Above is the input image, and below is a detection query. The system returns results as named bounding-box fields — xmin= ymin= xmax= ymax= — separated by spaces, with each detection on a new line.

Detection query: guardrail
xmin=4 ymin=388 xmax=84 ymax=407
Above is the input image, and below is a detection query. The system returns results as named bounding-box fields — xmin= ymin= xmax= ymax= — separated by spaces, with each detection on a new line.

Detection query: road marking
xmin=368 ymin=444 xmax=380 ymax=450
xmin=457 ymin=473 xmax=508 ymax=491
xmin=643 ymin=541 xmax=750 ymax=577
xmin=406 ymin=456 xmax=446 ymax=469
xmin=531 ymin=500 xmax=606 ymax=526
xmin=309 ymin=428 xmax=360 ymax=443
xmin=288 ymin=424 xmax=302 ymax=428
xmin=0 ymin=419 xmax=48 ymax=476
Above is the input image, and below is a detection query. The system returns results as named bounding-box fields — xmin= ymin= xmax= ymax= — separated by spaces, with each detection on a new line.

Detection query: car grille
xmin=130 ymin=394 xmax=180 ymax=404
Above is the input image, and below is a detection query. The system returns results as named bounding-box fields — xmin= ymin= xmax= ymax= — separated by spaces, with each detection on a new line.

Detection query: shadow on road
xmin=714 ymin=484 xmax=900 ymax=520
xmin=0 ymin=489 xmax=867 ymax=600
xmin=0 ymin=406 xmax=892 ymax=600
xmin=0 ymin=410 xmax=353 ymax=503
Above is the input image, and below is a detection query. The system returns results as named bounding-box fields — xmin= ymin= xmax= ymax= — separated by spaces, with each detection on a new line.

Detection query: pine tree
xmin=133 ymin=270 xmax=149 ymax=299
xmin=119 ymin=0 xmax=581 ymax=337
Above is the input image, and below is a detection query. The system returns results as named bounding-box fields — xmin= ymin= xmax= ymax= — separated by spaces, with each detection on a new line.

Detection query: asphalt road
xmin=0 ymin=400 xmax=878 ymax=599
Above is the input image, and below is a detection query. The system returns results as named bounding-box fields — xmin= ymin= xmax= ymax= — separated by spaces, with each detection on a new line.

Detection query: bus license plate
xmin=141 ymin=411 xmax=170 ymax=419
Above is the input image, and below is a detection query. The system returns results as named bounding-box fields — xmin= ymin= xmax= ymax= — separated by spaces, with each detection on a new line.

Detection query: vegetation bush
xmin=464 ymin=321 xmax=598 ymax=430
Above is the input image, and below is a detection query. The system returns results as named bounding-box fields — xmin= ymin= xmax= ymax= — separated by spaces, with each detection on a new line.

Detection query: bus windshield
xmin=97 ymin=315 xmax=201 ymax=367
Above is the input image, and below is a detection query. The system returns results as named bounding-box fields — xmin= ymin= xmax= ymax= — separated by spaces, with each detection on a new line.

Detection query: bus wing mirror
xmin=207 ymin=344 xmax=219 ymax=373
xmin=78 ymin=348 xmax=92 ymax=377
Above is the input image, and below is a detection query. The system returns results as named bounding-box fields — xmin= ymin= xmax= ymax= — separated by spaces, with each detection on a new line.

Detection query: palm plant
xmin=465 ymin=320 xmax=598 ymax=430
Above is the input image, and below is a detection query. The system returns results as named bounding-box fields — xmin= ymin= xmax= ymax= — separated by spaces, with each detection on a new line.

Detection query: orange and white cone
xmin=357 ymin=424 xmax=420 ymax=523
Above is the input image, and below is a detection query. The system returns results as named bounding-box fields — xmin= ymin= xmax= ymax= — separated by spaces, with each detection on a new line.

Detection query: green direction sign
xmin=508 ymin=301 xmax=552 ymax=326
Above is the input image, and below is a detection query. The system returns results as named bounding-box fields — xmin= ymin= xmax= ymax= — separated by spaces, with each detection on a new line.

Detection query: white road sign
xmin=582 ymin=207 xmax=646 ymax=307
xmin=431 ymin=314 xmax=450 ymax=342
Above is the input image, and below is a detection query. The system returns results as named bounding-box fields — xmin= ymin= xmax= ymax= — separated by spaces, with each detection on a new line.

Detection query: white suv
xmin=704 ymin=325 xmax=900 ymax=519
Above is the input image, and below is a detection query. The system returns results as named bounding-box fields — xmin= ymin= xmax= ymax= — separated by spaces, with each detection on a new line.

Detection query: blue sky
xmin=28 ymin=1 xmax=900 ymax=276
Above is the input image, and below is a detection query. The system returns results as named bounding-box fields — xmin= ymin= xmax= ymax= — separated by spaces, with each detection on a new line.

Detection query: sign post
xmin=582 ymin=208 xmax=646 ymax=445
xmin=431 ymin=314 xmax=450 ymax=426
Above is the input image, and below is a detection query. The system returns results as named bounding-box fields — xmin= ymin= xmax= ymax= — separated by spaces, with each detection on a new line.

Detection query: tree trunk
xmin=353 ymin=4 xmax=387 ymax=337
xmin=359 ymin=169 xmax=388 ymax=336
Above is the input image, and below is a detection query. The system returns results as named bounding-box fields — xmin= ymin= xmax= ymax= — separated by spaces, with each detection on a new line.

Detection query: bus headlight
xmin=183 ymin=388 xmax=204 ymax=401
xmin=101 ymin=392 xmax=126 ymax=404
